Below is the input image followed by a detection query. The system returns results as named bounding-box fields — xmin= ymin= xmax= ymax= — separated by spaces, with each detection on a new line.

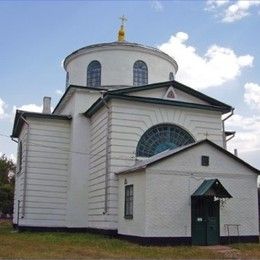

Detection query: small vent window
xmin=201 ymin=156 xmax=209 ymax=166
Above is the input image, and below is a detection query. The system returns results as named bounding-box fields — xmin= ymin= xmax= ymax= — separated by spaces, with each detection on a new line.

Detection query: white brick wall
xmin=118 ymin=142 xmax=259 ymax=238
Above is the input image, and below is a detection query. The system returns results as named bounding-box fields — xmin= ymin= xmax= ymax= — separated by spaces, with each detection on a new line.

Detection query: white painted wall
xmin=118 ymin=171 xmax=146 ymax=236
xmin=92 ymin=99 xmax=221 ymax=230
xmin=14 ymin=117 xmax=71 ymax=227
xmin=64 ymin=44 xmax=177 ymax=87
xmin=57 ymin=89 xmax=105 ymax=228
xmin=110 ymin=99 xmax=223 ymax=171
xmin=128 ymin=88 xmax=210 ymax=106
xmin=117 ymin=142 xmax=258 ymax=237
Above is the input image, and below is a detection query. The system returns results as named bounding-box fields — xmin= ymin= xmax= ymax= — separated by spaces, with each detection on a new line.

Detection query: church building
xmin=11 ymin=19 xmax=259 ymax=245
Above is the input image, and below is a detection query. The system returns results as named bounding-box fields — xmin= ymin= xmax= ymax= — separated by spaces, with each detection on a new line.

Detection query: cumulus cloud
xmin=226 ymin=114 xmax=260 ymax=154
xmin=0 ymin=98 xmax=7 ymax=119
xmin=244 ymin=82 xmax=260 ymax=110
xmin=13 ymin=104 xmax=43 ymax=114
xmin=158 ymin=32 xmax=253 ymax=89
xmin=206 ymin=0 xmax=260 ymax=23
xmin=224 ymin=0 xmax=260 ymax=22
xmin=151 ymin=0 xmax=164 ymax=12
xmin=206 ymin=0 xmax=229 ymax=10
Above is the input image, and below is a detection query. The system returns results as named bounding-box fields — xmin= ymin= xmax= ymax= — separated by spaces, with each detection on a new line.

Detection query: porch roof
xmin=192 ymin=179 xmax=232 ymax=198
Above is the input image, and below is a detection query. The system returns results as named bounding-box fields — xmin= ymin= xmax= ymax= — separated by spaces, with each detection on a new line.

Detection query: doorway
xmin=191 ymin=197 xmax=220 ymax=245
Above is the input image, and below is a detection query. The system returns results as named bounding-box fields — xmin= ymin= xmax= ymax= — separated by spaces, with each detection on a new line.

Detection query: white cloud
xmin=158 ymin=32 xmax=253 ymax=89
xmin=206 ymin=0 xmax=229 ymax=10
xmin=206 ymin=0 xmax=260 ymax=23
xmin=223 ymin=0 xmax=260 ymax=22
xmin=13 ymin=104 xmax=43 ymax=114
xmin=55 ymin=89 xmax=63 ymax=96
xmin=226 ymin=114 xmax=260 ymax=154
xmin=151 ymin=0 xmax=164 ymax=12
xmin=244 ymin=82 xmax=260 ymax=110
xmin=9 ymin=153 xmax=16 ymax=164
xmin=0 ymin=98 xmax=8 ymax=119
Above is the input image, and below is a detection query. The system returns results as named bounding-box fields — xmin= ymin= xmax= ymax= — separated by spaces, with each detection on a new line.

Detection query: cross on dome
xmin=118 ymin=15 xmax=127 ymax=42
xmin=119 ymin=15 xmax=127 ymax=26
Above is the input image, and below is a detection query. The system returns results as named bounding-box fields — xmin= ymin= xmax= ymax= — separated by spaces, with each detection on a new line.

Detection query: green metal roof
xmin=192 ymin=179 xmax=232 ymax=198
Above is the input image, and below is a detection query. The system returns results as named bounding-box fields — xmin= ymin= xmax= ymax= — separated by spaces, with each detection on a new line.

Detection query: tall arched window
xmin=87 ymin=60 xmax=101 ymax=87
xmin=133 ymin=60 xmax=148 ymax=86
xmin=136 ymin=124 xmax=195 ymax=157
xmin=169 ymin=72 xmax=174 ymax=81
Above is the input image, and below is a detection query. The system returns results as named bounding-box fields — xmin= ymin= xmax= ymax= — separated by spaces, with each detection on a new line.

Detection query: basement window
xmin=201 ymin=155 xmax=209 ymax=166
xmin=124 ymin=185 xmax=133 ymax=219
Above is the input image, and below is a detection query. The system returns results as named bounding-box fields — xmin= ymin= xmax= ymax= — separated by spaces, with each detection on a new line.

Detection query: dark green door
xmin=191 ymin=197 xmax=220 ymax=245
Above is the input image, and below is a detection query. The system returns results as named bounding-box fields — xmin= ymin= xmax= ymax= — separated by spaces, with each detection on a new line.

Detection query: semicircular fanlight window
xmin=136 ymin=124 xmax=195 ymax=157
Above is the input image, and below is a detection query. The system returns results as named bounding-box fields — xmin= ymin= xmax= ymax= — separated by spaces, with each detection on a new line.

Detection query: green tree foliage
xmin=0 ymin=155 xmax=15 ymax=216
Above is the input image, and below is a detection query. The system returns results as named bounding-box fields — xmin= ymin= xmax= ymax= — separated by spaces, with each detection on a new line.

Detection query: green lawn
xmin=0 ymin=220 xmax=259 ymax=259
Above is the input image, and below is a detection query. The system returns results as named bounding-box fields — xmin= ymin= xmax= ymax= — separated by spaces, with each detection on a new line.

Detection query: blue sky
xmin=0 ymin=0 xmax=260 ymax=168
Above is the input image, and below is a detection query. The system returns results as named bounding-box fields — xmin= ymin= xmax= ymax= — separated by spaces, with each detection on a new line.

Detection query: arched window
xmin=133 ymin=60 xmax=148 ymax=86
xmin=66 ymin=72 xmax=69 ymax=88
xmin=136 ymin=124 xmax=195 ymax=157
xmin=169 ymin=72 xmax=174 ymax=81
xmin=87 ymin=60 xmax=101 ymax=87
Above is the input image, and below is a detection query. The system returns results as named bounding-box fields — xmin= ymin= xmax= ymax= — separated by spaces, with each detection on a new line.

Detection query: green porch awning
xmin=192 ymin=179 xmax=232 ymax=198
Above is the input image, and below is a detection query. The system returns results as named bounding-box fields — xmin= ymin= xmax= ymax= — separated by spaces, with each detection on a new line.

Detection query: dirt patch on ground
xmin=200 ymin=245 xmax=241 ymax=259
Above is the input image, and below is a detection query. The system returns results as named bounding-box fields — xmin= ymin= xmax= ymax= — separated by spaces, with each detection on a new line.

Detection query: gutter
xmin=222 ymin=108 xmax=234 ymax=149
xmin=100 ymin=91 xmax=110 ymax=215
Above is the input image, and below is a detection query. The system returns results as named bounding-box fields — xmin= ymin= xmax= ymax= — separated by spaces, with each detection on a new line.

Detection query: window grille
xmin=124 ymin=185 xmax=133 ymax=219
xmin=136 ymin=124 xmax=195 ymax=157
xmin=133 ymin=60 xmax=148 ymax=86
xmin=87 ymin=60 xmax=101 ymax=87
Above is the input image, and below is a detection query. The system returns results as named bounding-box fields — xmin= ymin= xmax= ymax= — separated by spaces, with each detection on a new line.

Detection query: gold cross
xmin=119 ymin=15 xmax=127 ymax=26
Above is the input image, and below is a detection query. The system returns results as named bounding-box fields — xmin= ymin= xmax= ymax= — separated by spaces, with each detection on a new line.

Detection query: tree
xmin=0 ymin=155 xmax=15 ymax=217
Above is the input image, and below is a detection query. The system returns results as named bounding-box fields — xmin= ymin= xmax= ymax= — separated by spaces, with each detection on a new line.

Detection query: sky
xmin=0 ymin=0 xmax=260 ymax=169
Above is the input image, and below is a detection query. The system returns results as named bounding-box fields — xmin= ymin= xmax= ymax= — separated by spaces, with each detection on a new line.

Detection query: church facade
xmin=11 ymin=24 xmax=259 ymax=245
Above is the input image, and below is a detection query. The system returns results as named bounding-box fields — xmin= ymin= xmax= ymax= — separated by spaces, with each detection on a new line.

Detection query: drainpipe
xmin=20 ymin=114 xmax=30 ymax=217
xmin=222 ymin=108 xmax=234 ymax=149
xmin=100 ymin=92 xmax=110 ymax=215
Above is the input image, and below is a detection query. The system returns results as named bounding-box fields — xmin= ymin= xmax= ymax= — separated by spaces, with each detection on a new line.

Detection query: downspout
xmin=100 ymin=92 xmax=110 ymax=214
xmin=222 ymin=108 xmax=234 ymax=149
xmin=20 ymin=114 xmax=30 ymax=217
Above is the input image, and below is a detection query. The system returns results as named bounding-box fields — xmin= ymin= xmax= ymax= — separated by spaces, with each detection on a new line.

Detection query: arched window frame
xmin=66 ymin=72 xmax=69 ymax=89
xmin=87 ymin=60 xmax=101 ymax=87
xmin=169 ymin=72 xmax=174 ymax=81
xmin=136 ymin=123 xmax=195 ymax=158
xmin=133 ymin=60 xmax=148 ymax=86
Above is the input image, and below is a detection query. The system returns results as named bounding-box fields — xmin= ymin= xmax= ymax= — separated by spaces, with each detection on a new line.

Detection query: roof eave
xmin=84 ymin=94 xmax=232 ymax=118
xmin=11 ymin=110 xmax=71 ymax=138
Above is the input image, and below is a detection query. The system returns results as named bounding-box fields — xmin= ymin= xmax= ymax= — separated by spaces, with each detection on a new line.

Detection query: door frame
xmin=191 ymin=196 xmax=220 ymax=245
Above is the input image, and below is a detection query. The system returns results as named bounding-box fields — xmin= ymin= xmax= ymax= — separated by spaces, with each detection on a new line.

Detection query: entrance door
xmin=191 ymin=197 xmax=220 ymax=245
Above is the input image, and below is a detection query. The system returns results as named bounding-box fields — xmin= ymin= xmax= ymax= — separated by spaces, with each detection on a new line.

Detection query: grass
xmin=0 ymin=220 xmax=221 ymax=259
xmin=1 ymin=220 xmax=260 ymax=259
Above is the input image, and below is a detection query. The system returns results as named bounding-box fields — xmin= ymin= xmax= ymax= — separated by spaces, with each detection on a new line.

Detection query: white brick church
xmin=11 ymin=21 xmax=259 ymax=245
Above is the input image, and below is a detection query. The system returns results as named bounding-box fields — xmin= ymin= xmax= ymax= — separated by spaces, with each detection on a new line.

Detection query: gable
xmin=150 ymin=142 xmax=259 ymax=176
xmin=126 ymin=86 xmax=210 ymax=106
xmin=110 ymin=80 xmax=233 ymax=110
